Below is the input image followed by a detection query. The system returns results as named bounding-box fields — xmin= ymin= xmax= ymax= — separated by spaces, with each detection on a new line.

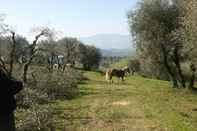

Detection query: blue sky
xmin=0 ymin=0 xmax=138 ymax=39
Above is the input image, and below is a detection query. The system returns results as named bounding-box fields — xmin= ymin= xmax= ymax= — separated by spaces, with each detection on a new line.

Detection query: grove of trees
xmin=38 ymin=37 xmax=102 ymax=71
xmin=0 ymin=15 xmax=102 ymax=130
xmin=0 ymin=19 xmax=102 ymax=82
xmin=128 ymin=0 xmax=197 ymax=88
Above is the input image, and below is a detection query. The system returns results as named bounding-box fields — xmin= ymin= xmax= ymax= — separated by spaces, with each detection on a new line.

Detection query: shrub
xmin=16 ymin=87 xmax=49 ymax=109
xmin=17 ymin=66 xmax=82 ymax=101
xmin=16 ymin=66 xmax=83 ymax=130
xmin=40 ymin=69 xmax=81 ymax=100
xmin=16 ymin=104 xmax=55 ymax=131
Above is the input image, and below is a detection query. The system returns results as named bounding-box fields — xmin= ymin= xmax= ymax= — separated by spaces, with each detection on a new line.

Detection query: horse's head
xmin=122 ymin=67 xmax=130 ymax=74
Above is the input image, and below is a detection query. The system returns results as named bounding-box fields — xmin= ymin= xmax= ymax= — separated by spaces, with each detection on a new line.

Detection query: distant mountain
xmin=79 ymin=34 xmax=133 ymax=49
xmin=101 ymin=48 xmax=135 ymax=57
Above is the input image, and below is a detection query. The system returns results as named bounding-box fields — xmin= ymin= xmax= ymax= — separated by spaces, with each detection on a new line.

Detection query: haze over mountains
xmin=100 ymin=48 xmax=135 ymax=57
xmin=79 ymin=34 xmax=134 ymax=57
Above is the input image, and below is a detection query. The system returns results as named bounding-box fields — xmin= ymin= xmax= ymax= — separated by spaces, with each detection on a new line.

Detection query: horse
xmin=122 ymin=66 xmax=130 ymax=75
xmin=105 ymin=68 xmax=126 ymax=83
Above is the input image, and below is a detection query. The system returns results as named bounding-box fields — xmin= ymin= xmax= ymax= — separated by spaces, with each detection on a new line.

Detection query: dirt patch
xmin=112 ymin=101 xmax=130 ymax=106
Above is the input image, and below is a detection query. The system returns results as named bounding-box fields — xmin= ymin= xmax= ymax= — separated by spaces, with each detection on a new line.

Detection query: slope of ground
xmin=110 ymin=58 xmax=130 ymax=68
xmin=53 ymin=71 xmax=197 ymax=131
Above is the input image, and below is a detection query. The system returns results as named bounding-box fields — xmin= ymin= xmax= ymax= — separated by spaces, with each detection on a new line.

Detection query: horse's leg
xmin=121 ymin=76 xmax=125 ymax=82
xmin=132 ymin=70 xmax=134 ymax=75
xmin=106 ymin=74 xmax=112 ymax=84
xmin=110 ymin=76 xmax=113 ymax=83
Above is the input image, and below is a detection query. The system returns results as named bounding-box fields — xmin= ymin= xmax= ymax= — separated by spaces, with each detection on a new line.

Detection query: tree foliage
xmin=81 ymin=45 xmax=102 ymax=70
xmin=179 ymin=0 xmax=197 ymax=88
xmin=128 ymin=0 xmax=193 ymax=88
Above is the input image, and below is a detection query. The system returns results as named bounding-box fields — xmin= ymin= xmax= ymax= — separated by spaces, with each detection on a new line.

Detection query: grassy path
xmin=54 ymin=71 xmax=197 ymax=131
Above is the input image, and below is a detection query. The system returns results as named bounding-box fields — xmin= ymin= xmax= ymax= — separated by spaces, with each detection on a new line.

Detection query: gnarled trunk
xmin=23 ymin=55 xmax=34 ymax=83
xmin=173 ymin=45 xmax=186 ymax=88
xmin=161 ymin=43 xmax=178 ymax=88
xmin=189 ymin=63 xmax=196 ymax=89
xmin=9 ymin=32 xmax=16 ymax=78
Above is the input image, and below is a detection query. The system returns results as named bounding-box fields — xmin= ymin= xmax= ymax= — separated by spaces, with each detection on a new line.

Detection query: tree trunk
xmin=83 ymin=64 xmax=90 ymax=71
xmin=161 ymin=43 xmax=178 ymax=88
xmin=22 ymin=30 xmax=48 ymax=82
xmin=9 ymin=32 xmax=16 ymax=78
xmin=23 ymin=63 xmax=29 ymax=83
xmin=189 ymin=63 xmax=196 ymax=89
xmin=173 ymin=45 xmax=186 ymax=88
xmin=23 ymin=56 xmax=34 ymax=83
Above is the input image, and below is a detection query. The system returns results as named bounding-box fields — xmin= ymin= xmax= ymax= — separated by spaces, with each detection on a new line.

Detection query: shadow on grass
xmin=78 ymin=85 xmax=136 ymax=99
xmin=78 ymin=81 xmax=88 ymax=84
xmin=78 ymin=90 xmax=99 ymax=97
xmin=87 ymin=80 xmax=108 ymax=85
xmin=75 ymin=67 xmax=105 ymax=75
xmin=91 ymin=69 xmax=105 ymax=75
xmin=190 ymin=87 xmax=197 ymax=93
xmin=87 ymin=79 xmax=131 ymax=86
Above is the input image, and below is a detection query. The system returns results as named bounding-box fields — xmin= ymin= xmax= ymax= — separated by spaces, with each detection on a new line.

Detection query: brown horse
xmin=105 ymin=68 xmax=126 ymax=83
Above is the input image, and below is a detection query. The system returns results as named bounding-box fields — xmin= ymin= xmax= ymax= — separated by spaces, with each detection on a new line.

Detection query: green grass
xmin=110 ymin=58 xmax=130 ymax=68
xmin=51 ymin=71 xmax=197 ymax=131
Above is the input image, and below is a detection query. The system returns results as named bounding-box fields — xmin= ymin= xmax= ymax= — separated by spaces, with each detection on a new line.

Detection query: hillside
xmin=101 ymin=48 xmax=135 ymax=57
xmin=110 ymin=57 xmax=131 ymax=68
xmin=79 ymin=34 xmax=133 ymax=49
xmin=51 ymin=71 xmax=197 ymax=131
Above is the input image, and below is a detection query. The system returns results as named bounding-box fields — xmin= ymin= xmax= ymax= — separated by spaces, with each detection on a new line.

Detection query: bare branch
xmin=23 ymin=27 xmax=53 ymax=82
xmin=9 ymin=31 xmax=16 ymax=77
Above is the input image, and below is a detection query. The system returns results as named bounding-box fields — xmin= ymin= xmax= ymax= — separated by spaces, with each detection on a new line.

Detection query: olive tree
xmin=180 ymin=0 xmax=197 ymax=88
xmin=23 ymin=27 xmax=53 ymax=82
xmin=128 ymin=0 xmax=185 ymax=88
xmin=81 ymin=45 xmax=102 ymax=70
xmin=57 ymin=37 xmax=80 ymax=67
